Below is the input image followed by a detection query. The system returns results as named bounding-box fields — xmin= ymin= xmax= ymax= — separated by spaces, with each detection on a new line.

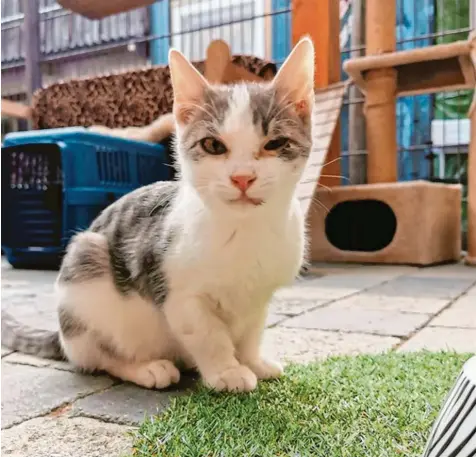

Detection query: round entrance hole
xmin=325 ymin=199 xmax=397 ymax=252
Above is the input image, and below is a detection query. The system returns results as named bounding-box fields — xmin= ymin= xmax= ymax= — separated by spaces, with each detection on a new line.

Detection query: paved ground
xmin=2 ymin=259 xmax=475 ymax=456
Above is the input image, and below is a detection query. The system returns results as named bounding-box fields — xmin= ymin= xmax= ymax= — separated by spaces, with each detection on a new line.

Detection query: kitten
xmin=2 ymin=37 xmax=315 ymax=392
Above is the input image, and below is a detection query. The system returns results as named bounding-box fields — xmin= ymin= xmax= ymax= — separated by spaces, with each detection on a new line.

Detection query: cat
xmin=2 ymin=37 xmax=315 ymax=392
xmin=88 ymin=112 xmax=175 ymax=144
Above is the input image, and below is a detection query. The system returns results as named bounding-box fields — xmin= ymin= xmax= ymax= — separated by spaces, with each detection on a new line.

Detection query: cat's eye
xmin=263 ymin=137 xmax=289 ymax=150
xmin=200 ymin=137 xmax=228 ymax=155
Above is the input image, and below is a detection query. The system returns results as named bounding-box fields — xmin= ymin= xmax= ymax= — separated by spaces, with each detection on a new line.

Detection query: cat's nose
xmin=230 ymin=174 xmax=257 ymax=192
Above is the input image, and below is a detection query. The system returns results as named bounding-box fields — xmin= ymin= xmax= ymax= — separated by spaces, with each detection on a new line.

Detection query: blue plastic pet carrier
xmin=2 ymin=127 xmax=173 ymax=269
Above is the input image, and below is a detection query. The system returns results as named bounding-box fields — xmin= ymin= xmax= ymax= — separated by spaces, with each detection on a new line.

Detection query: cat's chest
xmin=182 ymin=213 xmax=304 ymax=291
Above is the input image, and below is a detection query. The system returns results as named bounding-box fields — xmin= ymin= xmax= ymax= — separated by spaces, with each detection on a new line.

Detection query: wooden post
xmin=466 ymin=32 xmax=476 ymax=266
xmin=364 ymin=0 xmax=397 ymax=183
xmin=466 ymin=101 xmax=476 ymax=265
xmin=292 ymin=0 xmax=341 ymax=188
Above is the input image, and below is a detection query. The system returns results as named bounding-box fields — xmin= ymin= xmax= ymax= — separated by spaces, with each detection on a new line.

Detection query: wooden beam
xmin=57 ymin=0 xmax=156 ymax=19
xmin=292 ymin=0 xmax=341 ymax=188
xmin=1 ymin=99 xmax=32 ymax=119
xmin=465 ymin=32 xmax=476 ymax=266
xmin=364 ymin=0 xmax=397 ymax=183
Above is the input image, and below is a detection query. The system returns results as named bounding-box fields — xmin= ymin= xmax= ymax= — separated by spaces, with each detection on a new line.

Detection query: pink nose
xmin=230 ymin=174 xmax=256 ymax=192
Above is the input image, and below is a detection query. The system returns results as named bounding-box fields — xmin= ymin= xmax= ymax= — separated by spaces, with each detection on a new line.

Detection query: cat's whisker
xmin=310 ymin=196 xmax=330 ymax=214
xmin=320 ymin=156 xmax=342 ymax=167
xmin=317 ymin=182 xmax=332 ymax=192
xmin=320 ymin=174 xmax=351 ymax=182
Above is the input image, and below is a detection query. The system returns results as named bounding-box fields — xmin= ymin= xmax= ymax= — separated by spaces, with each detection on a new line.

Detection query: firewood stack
xmin=32 ymin=56 xmax=277 ymax=130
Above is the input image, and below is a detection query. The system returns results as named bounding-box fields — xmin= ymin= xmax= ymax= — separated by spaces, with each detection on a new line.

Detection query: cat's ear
xmin=273 ymin=36 xmax=315 ymax=117
xmin=169 ymin=49 xmax=209 ymax=124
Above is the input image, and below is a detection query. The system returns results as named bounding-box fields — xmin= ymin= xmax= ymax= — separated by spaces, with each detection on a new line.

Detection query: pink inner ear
xmin=174 ymin=103 xmax=195 ymax=125
xmin=295 ymin=99 xmax=310 ymax=117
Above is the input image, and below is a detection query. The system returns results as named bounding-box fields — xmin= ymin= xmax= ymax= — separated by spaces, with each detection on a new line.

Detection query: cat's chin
xmin=227 ymin=195 xmax=264 ymax=208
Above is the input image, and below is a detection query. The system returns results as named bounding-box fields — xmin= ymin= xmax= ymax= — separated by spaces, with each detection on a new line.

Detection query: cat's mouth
xmin=228 ymin=194 xmax=263 ymax=207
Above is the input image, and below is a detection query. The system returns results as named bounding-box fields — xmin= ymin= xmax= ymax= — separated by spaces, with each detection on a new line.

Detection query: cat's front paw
xmin=204 ymin=365 xmax=257 ymax=392
xmin=246 ymin=358 xmax=283 ymax=380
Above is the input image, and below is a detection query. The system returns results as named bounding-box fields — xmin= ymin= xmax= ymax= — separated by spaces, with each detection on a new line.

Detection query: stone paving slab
xmin=72 ymin=378 xmax=196 ymax=426
xmin=282 ymin=307 xmax=430 ymax=337
xmin=2 ymin=363 xmax=114 ymax=429
xmin=266 ymin=312 xmax=286 ymax=327
xmin=467 ymin=286 xmax=476 ymax=296
xmin=1 ymin=347 xmax=14 ymax=358
xmin=274 ymin=285 xmax=360 ymax=301
xmin=399 ymin=327 xmax=476 ymax=353
xmin=269 ymin=297 xmax=329 ymax=316
xmin=364 ymin=276 xmax=475 ymax=299
xmin=328 ymin=293 xmax=449 ymax=315
xmin=262 ymin=327 xmax=399 ymax=364
xmin=3 ymin=352 xmax=91 ymax=372
xmin=409 ymin=263 xmax=476 ymax=279
xmin=430 ymin=308 xmax=476 ymax=329
xmin=1 ymin=416 xmax=133 ymax=457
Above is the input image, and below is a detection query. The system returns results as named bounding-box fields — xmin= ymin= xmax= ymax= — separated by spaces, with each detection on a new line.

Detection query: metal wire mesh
xmin=0 ymin=0 xmax=473 ymax=243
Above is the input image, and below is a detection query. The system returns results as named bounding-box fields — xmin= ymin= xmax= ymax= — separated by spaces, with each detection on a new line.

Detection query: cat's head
xmin=169 ymin=38 xmax=314 ymax=215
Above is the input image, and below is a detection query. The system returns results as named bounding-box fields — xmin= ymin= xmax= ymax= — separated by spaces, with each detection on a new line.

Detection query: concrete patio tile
xmin=282 ymin=307 xmax=430 ymax=337
xmin=409 ymin=262 xmax=476 ymax=279
xmin=1 ymin=416 xmax=133 ymax=457
xmin=364 ymin=276 xmax=474 ymax=300
xmin=431 ymin=308 xmax=476 ymax=329
xmin=72 ymin=377 xmax=196 ymax=426
xmin=328 ymin=293 xmax=449 ymax=315
xmin=269 ymin=297 xmax=329 ymax=316
xmin=3 ymin=352 xmax=52 ymax=368
xmin=274 ymin=286 xmax=359 ymax=301
xmin=266 ymin=312 xmax=286 ymax=327
xmin=2 ymin=363 xmax=114 ymax=429
xmin=1 ymin=347 xmax=14 ymax=357
xmin=399 ymin=327 xmax=476 ymax=353
xmin=261 ymin=327 xmax=399 ymax=364
xmin=465 ymin=286 xmax=476 ymax=296
xmin=429 ymin=293 xmax=476 ymax=328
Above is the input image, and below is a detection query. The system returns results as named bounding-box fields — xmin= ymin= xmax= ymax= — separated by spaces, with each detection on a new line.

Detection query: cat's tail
xmin=1 ymin=310 xmax=64 ymax=360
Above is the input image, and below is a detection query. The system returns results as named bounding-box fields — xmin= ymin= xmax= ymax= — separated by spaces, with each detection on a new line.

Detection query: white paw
xmin=247 ymin=358 xmax=283 ymax=380
xmin=133 ymin=360 xmax=180 ymax=389
xmin=204 ymin=365 xmax=258 ymax=392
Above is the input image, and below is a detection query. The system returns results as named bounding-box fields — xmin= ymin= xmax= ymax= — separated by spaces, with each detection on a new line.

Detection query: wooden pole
xmin=466 ymin=101 xmax=476 ymax=265
xmin=292 ymin=0 xmax=341 ymax=188
xmin=364 ymin=0 xmax=397 ymax=183
xmin=466 ymin=32 xmax=476 ymax=266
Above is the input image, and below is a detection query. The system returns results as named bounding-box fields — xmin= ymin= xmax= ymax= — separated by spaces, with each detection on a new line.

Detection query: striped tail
xmin=1 ymin=310 xmax=63 ymax=360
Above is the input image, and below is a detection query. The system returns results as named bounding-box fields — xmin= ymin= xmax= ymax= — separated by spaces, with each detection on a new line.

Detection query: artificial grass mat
xmin=131 ymin=351 xmax=471 ymax=457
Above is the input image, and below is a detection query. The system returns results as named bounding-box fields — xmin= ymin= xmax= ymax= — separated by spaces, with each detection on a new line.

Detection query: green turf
xmin=131 ymin=352 xmax=470 ymax=457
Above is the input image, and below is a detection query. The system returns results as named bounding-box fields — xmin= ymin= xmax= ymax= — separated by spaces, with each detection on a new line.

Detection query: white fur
xmin=58 ymin=38 xmax=314 ymax=392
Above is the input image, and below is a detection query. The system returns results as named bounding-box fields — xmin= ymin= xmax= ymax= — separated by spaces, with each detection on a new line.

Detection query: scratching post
xmin=365 ymin=0 xmax=397 ymax=183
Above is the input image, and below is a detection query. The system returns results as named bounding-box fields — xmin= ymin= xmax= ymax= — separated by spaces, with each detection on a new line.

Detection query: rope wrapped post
xmin=364 ymin=0 xmax=398 ymax=183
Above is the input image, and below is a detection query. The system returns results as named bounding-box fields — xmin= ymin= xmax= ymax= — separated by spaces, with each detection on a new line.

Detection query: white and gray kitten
xmin=2 ymin=38 xmax=315 ymax=392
